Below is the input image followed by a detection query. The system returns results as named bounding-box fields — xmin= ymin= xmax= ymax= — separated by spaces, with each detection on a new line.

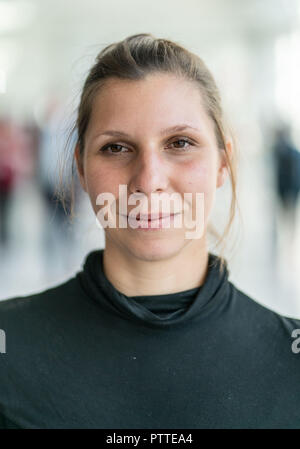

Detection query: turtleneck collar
xmin=76 ymin=249 xmax=231 ymax=329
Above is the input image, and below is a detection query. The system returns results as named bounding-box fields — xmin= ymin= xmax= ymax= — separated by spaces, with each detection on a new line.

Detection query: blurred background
xmin=0 ymin=0 xmax=300 ymax=317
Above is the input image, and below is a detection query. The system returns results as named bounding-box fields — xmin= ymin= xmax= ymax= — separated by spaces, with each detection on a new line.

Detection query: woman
xmin=0 ymin=34 xmax=300 ymax=429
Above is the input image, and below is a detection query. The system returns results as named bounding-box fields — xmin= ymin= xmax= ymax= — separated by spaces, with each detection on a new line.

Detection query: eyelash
xmin=99 ymin=137 xmax=195 ymax=155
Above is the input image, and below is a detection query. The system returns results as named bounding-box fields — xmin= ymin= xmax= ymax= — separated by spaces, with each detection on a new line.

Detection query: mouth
xmin=117 ymin=212 xmax=182 ymax=230
xmin=134 ymin=213 xmax=176 ymax=221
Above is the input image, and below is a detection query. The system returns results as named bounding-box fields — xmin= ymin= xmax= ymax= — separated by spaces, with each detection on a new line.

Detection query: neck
xmin=102 ymin=239 xmax=209 ymax=296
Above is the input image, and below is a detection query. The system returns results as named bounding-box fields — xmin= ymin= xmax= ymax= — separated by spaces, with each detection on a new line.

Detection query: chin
xmin=123 ymin=237 xmax=187 ymax=262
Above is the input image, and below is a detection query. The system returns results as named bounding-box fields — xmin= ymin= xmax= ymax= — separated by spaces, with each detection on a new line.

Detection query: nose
xmin=128 ymin=150 xmax=169 ymax=195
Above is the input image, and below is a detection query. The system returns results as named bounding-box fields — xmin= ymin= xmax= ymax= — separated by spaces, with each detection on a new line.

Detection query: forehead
xmin=85 ymin=74 xmax=216 ymax=149
xmin=86 ymin=74 xmax=212 ymax=134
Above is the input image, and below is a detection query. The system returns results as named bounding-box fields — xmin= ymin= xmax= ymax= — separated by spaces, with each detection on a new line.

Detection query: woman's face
xmin=75 ymin=73 xmax=229 ymax=261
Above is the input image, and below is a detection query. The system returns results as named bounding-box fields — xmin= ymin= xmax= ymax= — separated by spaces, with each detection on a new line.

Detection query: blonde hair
xmin=58 ymin=33 xmax=240 ymax=273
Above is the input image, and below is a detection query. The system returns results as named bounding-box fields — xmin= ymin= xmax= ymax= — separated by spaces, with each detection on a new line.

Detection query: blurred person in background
xmin=271 ymin=123 xmax=300 ymax=270
xmin=0 ymin=118 xmax=34 ymax=253
xmin=36 ymin=96 xmax=77 ymax=274
xmin=0 ymin=119 xmax=16 ymax=250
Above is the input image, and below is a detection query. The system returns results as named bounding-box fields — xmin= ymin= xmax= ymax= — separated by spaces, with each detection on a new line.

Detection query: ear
xmin=74 ymin=144 xmax=87 ymax=192
xmin=216 ymin=140 xmax=232 ymax=188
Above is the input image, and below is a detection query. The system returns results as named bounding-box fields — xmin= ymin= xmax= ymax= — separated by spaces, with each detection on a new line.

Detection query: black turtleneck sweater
xmin=0 ymin=249 xmax=300 ymax=429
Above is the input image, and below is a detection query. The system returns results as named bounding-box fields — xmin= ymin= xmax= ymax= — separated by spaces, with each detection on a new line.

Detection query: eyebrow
xmin=92 ymin=124 xmax=201 ymax=141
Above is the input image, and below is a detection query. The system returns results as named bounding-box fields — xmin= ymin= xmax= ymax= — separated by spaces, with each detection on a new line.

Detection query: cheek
xmin=176 ymin=159 xmax=218 ymax=223
xmin=177 ymin=159 xmax=216 ymax=194
xmin=86 ymin=161 xmax=118 ymax=191
xmin=84 ymin=165 xmax=121 ymax=211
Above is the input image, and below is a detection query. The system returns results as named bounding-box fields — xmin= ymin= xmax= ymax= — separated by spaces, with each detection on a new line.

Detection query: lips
xmin=135 ymin=213 xmax=175 ymax=221
xmin=119 ymin=212 xmax=182 ymax=222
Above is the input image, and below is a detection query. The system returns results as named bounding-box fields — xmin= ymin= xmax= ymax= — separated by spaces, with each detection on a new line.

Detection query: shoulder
xmin=229 ymin=281 xmax=300 ymax=337
xmin=0 ymin=275 xmax=78 ymax=306
xmin=0 ymin=275 xmax=89 ymax=331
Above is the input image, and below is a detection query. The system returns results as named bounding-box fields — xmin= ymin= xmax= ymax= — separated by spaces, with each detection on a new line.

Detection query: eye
xmin=99 ymin=143 xmax=130 ymax=155
xmin=168 ymin=138 xmax=194 ymax=151
xmin=99 ymin=137 xmax=195 ymax=155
